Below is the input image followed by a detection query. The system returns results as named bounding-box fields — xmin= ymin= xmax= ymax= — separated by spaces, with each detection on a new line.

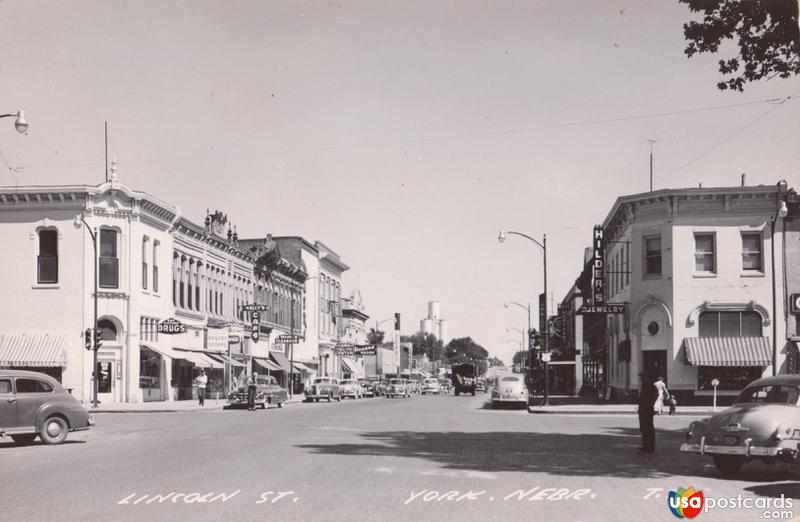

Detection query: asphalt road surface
xmin=1 ymin=393 xmax=797 ymax=522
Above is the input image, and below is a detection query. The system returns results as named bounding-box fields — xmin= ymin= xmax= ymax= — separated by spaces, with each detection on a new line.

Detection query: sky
xmin=1 ymin=0 xmax=799 ymax=366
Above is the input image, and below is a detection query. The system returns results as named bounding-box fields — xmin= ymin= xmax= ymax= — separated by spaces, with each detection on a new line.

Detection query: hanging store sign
xmin=157 ymin=318 xmax=188 ymax=335
xmin=539 ymin=293 xmax=546 ymax=335
xmin=790 ymin=293 xmax=800 ymax=315
xmin=251 ymin=311 xmax=261 ymax=343
xmin=276 ymin=334 xmax=303 ymax=344
xmin=354 ymin=344 xmax=377 ymax=356
xmin=241 ymin=303 xmax=269 ymax=312
xmin=593 ymin=225 xmax=605 ymax=305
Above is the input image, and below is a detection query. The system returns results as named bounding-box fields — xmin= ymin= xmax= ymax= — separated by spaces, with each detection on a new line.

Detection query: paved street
xmin=2 ymin=394 xmax=797 ymax=522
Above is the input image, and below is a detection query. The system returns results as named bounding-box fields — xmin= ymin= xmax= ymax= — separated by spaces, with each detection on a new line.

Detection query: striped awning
xmin=269 ymin=351 xmax=292 ymax=373
xmin=0 ymin=334 xmax=67 ymax=368
xmin=293 ymin=362 xmax=314 ymax=373
xmin=253 ymin=357 xmax=281 ymax=372
xmin=684 ymin=337 xmax=771 ymax=367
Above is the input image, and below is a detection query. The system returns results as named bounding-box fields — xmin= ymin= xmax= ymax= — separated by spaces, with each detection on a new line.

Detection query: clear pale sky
xmin=1 ymin=1 xmax=798 ymax=365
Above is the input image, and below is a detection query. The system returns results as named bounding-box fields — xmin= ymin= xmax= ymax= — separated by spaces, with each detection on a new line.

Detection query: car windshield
xmin=389 ymin=379 xmax=404 ymax=384
xmin=735 ymin=385 xmax=800 ymax=406
xmin=341 ymin=380 xmax=355 ymax=385
xmin=313 ymin=378 xmax=329 ymax=384
xmin=501 ymin=377 xmax=520 ymax=382
xmin=424 ymin=379 xmax=437 ymax=384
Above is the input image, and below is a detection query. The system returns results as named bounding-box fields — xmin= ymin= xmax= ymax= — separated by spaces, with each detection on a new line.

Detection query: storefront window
xmin=139 ymin=347 xmax=161 ymax=390
xmin=698 ymin=311 xmax=761 ymax=337
xmin=698 ymin=367 xmax=761 ymax=391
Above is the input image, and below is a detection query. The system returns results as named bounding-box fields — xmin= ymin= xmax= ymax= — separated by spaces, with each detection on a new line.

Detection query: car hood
xmin=704 ymin=404 xmax=794 ymax=440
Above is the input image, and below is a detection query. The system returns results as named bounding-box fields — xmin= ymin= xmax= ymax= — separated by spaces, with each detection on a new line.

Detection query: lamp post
xmin=0 ymin=110 xmax=28 ymax=133
xmin=505 ymin=301 xmax=532 ymax=368
xmin=498 ymin=229 xmax=549 ymax=405
xmin=74 ymin=214 xmax=99 ymax=408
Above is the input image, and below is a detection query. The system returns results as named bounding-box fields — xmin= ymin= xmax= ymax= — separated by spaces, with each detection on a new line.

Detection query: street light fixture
xmin=74 ymin=214 xmax=99 ymax=408
xmin=0 ymin=110 xmax=28 ymax=133
xmin=498 ymin=228 xmax=549 ymax=405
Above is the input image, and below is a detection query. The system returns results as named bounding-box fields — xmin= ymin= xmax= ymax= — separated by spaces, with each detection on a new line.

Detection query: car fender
xmin=35 ymin=401 xmax=88 ymax=431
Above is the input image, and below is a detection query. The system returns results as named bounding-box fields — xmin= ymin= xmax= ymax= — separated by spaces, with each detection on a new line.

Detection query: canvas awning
xmin=293 ymin=362 xmax=314 ymax=373
xmin=684 ymin=337 xmax=772 ymax=367
xmin=253 ymin=357 xmax=281 ymax=372
xmin=269 ymin=351 xmax=292 ymax=373
xmin=212 ymin=353 xmax=246 ymax=367
xmin=341 ymin=359 xmax=354 ymax=372
xmin=0 ymin=334 xmax=67 ymax=368
xmin=179 ymin=351 xmax=224 ymax=369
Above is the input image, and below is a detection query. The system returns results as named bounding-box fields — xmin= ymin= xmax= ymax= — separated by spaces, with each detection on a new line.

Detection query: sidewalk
xmin=89 ymin=393 xmax=308 ymax=413
xmin=527 ymin=402 xmax=715 ymax=416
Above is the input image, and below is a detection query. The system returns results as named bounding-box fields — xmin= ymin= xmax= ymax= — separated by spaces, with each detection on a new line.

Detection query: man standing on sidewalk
xmin=194 ymin=369 xmax=208 ymax=406
xmin=637 ymin=371 xmax=658 ymax=454
xmin=247 ymin=372 xmax=258 ymax=411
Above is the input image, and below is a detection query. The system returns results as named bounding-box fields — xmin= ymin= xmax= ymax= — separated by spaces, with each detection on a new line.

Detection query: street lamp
xmin=0 ymin=110 xmax=28 ymax=133
xmin=770 ymin=181 xmax=790 ymax=376
xmin=74 ymin=214 xmax=99 ymax=408
xmin=505 ymin=300 xmax=532 ymax=367
xmin=498 ymin=229 xmax=549 ymax=405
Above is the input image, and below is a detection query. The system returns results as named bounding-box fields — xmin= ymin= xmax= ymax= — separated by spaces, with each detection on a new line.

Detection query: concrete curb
xmin=527 ymin=409 xmax=714 ymax=416
xmin=91 ymin=395 xmax=308 ymax=413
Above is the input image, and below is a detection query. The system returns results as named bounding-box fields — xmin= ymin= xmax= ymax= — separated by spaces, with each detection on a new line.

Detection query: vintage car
xmin=339 ymin=379 xmax=363 ymax=399
xmin=492 ymin=374 xmax=529 ymax=408
xmin=304 ymin=377 xmax=341 ymax=402
xmin=226 ymin=374 xmax=288 ymax=409
xmin=406 ymin=379 xmax=421 ymax=395
xmin=386 ymin=378 xmax=410 ymax=398
xmin=371 ymin=380 xmax=386 ymax=397
xmin=476 ymin=378 xmax=488 ymax=393
xmin=681 ymin=375 xmax=800 ymax=475
xmin=358 ymin=379 xmax=376 ymax=397
xmin=0 ymin=370 xmax=94 ymax=445
xmin=421 ymin=378 xmax=441 ymax=395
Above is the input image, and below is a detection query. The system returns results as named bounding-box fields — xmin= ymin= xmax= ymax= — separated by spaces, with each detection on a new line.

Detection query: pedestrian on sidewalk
xmin=637 ymin=371 xmax=658 ymax=454
xmin=668 ymin=395 xmax=677 ymax=416
xmin=247 ymin=372 xmax=258 ymax=411
xmin=653 ymin=376 xmax=668 ymax=415
xmin=194 ymin=369 xmax=208 ymax=406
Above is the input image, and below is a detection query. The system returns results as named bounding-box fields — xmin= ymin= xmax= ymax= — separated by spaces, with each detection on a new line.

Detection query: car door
xmin=14 ymin=377 xmax=53 ymax=429
xmin=0 ymin=377 xmax=18 ymax=430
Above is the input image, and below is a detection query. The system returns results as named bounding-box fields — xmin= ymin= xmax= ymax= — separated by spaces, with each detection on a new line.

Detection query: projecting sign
xmin=251 ymin=311 xmax=261 ymax=343
xmin=241 ymin=303 xmax=269 ymax=312
xmin=592 ymin=225 xmax=605 ymax=305
xmin=157 ymin=318 xmax=188 ymax=335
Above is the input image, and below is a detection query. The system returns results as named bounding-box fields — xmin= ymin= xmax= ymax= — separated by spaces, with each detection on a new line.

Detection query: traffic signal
xmin=528 ymin=328 xmax=541 ymax=348
xmin=95 ymin=333 xmax=103 ymax=351
xmin=84 ymin=328 xmax=93 ymax=350
xmin=394 ymin=313 xmax=401 ymax=331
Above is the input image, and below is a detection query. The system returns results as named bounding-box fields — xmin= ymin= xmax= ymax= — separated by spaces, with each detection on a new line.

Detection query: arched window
xmin=97 ymin=318 xmax=118 ymax=342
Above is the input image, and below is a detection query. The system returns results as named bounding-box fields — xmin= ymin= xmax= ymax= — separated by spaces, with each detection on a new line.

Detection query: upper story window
xmin=699 ymin=311 xmax=761 ymax=337
xmin=142 ymin=237 xmax=149 ymax=290
xmin=99 ymin=229 xmax=119 ymax=288
xmin=37 ymin=229 xmax=58 ymax=284
xmin=741 ymin=233 xmax=763 ymax=272
xmin=694 ymin=233 xmax=716 ymax=274
xmin=643 ymin=236 xmax=661 ymax=277
xmin=97 ymin=318 xmax=119 ymax=342
xmin=152 ymin=241 xmax=159 ymax=293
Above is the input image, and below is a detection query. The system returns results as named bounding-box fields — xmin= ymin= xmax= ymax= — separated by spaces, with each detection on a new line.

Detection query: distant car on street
xmin=421 ymin=378 xmax=441 ymax=395
xmin=371 ymin=380 xmax=387 ymax=397
xmin=226 ymin=374 xmax=288 ymax=409
xmin=304 ymin=377 xmax=341 ymax=402
xmin=0 ymin=370 xmax=94 ymax=445
xmin=491 ymin=374 xmax=529 ymax=409
xmin=476 ymin=378 xmax=487 ymax=393
xmin=407 ymin=379 xmax=421 ymax=395
xmin=386 ymin=378 xmax=410 ymax=398
xmin=339 ymin=379 xmax=363 ymax=399
xmin=358 ymin=379 xmax=376 ymax=397
xmin=681 ymin=374 xmax=800 ymax=475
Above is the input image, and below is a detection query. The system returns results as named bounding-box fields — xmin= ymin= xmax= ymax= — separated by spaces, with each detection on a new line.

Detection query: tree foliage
xmin=487 ymin=356 xmax=505 ymax=367
xmin=366 ymin=328 xmax=385 ymax=345
xmin=400 ymin=332 xmax=445 ymax=360
xmin=512 ymin=350 xmax=529 ymax=366
xmin=444 ymin=337 xmax=489 ymax=364
xmin=680 ymin=0 xmax=800 ymax=91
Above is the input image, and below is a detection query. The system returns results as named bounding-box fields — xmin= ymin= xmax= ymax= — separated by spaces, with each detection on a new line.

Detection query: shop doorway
xmin=642 ymin=350 xmax=667 ymax=383
xmin=96 ymin=360 xmax=115 ymax=404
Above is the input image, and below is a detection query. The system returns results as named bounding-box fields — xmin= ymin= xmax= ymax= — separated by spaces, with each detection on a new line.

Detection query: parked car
xmin=476 ymin=378 xmax=487 ymax=393
xmin=304 ymin=377 xmax=341 ymax=402
xmin=339 ymin=379 xmax=363 ymax=399
xmin=421 ymin=378 xmax=441 ymax=395
xmin=681 ymin=375 xmax=800 ymax=475
xmin=358 ymin=379 xmax=376 ymax=397
xmin=386 ymin=378 xmax=410 ymax=398
xmin=226 ymin=374 xmax=288 ymax=409
xmin=492 ymin=374 xmax=529 ymax=408
xmin=0 ymin=370 xmax=94 ymax=445
xmin=407 ymin=379 xmax=421 ymax=395
xmin=371 ymin=380 xmax=386 ymax=397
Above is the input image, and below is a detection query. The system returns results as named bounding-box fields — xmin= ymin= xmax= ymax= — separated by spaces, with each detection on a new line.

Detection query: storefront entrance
xmin=96 ymin=360 xmax=116 ymax=404
xmin=642 ymin=350 xmax=667 ymax=383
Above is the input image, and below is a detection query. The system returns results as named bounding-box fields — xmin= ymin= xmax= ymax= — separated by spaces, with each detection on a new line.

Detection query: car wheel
xmin=336 ymin=394 xmax=341 ymax=402
xmin=327 ymin=392 xmax=333 ymax=402
xmin=39 ymin=416 xmax=69 ymax=445
xmin=713 ymin=456 xmax=745 ymax=475
xmin=471 ymin=390 xmax=476 ymax=396
xmin=11 ymin=434 xmax=37 ymax=445
xmin=315 ymin=398 xmax=320 ymax=403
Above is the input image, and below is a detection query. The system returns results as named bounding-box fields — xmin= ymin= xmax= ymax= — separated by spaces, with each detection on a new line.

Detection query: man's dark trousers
xmin=638 ymin=410 xmax=655 ymax=453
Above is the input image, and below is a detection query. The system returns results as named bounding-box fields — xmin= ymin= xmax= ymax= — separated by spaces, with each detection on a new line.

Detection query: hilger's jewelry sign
xmin=592 ymin=225 xmax=604 ymax=304
xmin=157 ymin=318 xmax=188 ymax=334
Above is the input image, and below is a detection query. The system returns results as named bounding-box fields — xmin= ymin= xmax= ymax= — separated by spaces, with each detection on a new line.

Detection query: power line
xmin=17 ymin=94 xmax=794 ymax=171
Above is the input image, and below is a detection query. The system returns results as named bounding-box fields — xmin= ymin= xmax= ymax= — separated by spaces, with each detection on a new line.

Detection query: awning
xmin=253 ymin=357 xmax=281 ymax=372
xmin=173 ymin=349 xmax=212 ymax=368
xmin=0 ymin=334 xmax=67 ymax=368
xmin=207 ymin=353 xmax=246 ymax=367
xmin=293 ymin=362 xmax=314 ymax=373
xmin=192 ymin=352 xmax=224 ymax=369
xmin=684 ymin=337 xmax=772 ymax=367
xmin=269 ymin=351 xmax=292 ymax=373
xmin=341 ymin=359 xmax=354 ymax=372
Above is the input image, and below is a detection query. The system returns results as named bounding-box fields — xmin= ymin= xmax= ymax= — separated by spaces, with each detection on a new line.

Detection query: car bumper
xmin=492 ymin=396 xmax=528 ymax=403
xmin=681 ymin=437 xmax=800 ymax=460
